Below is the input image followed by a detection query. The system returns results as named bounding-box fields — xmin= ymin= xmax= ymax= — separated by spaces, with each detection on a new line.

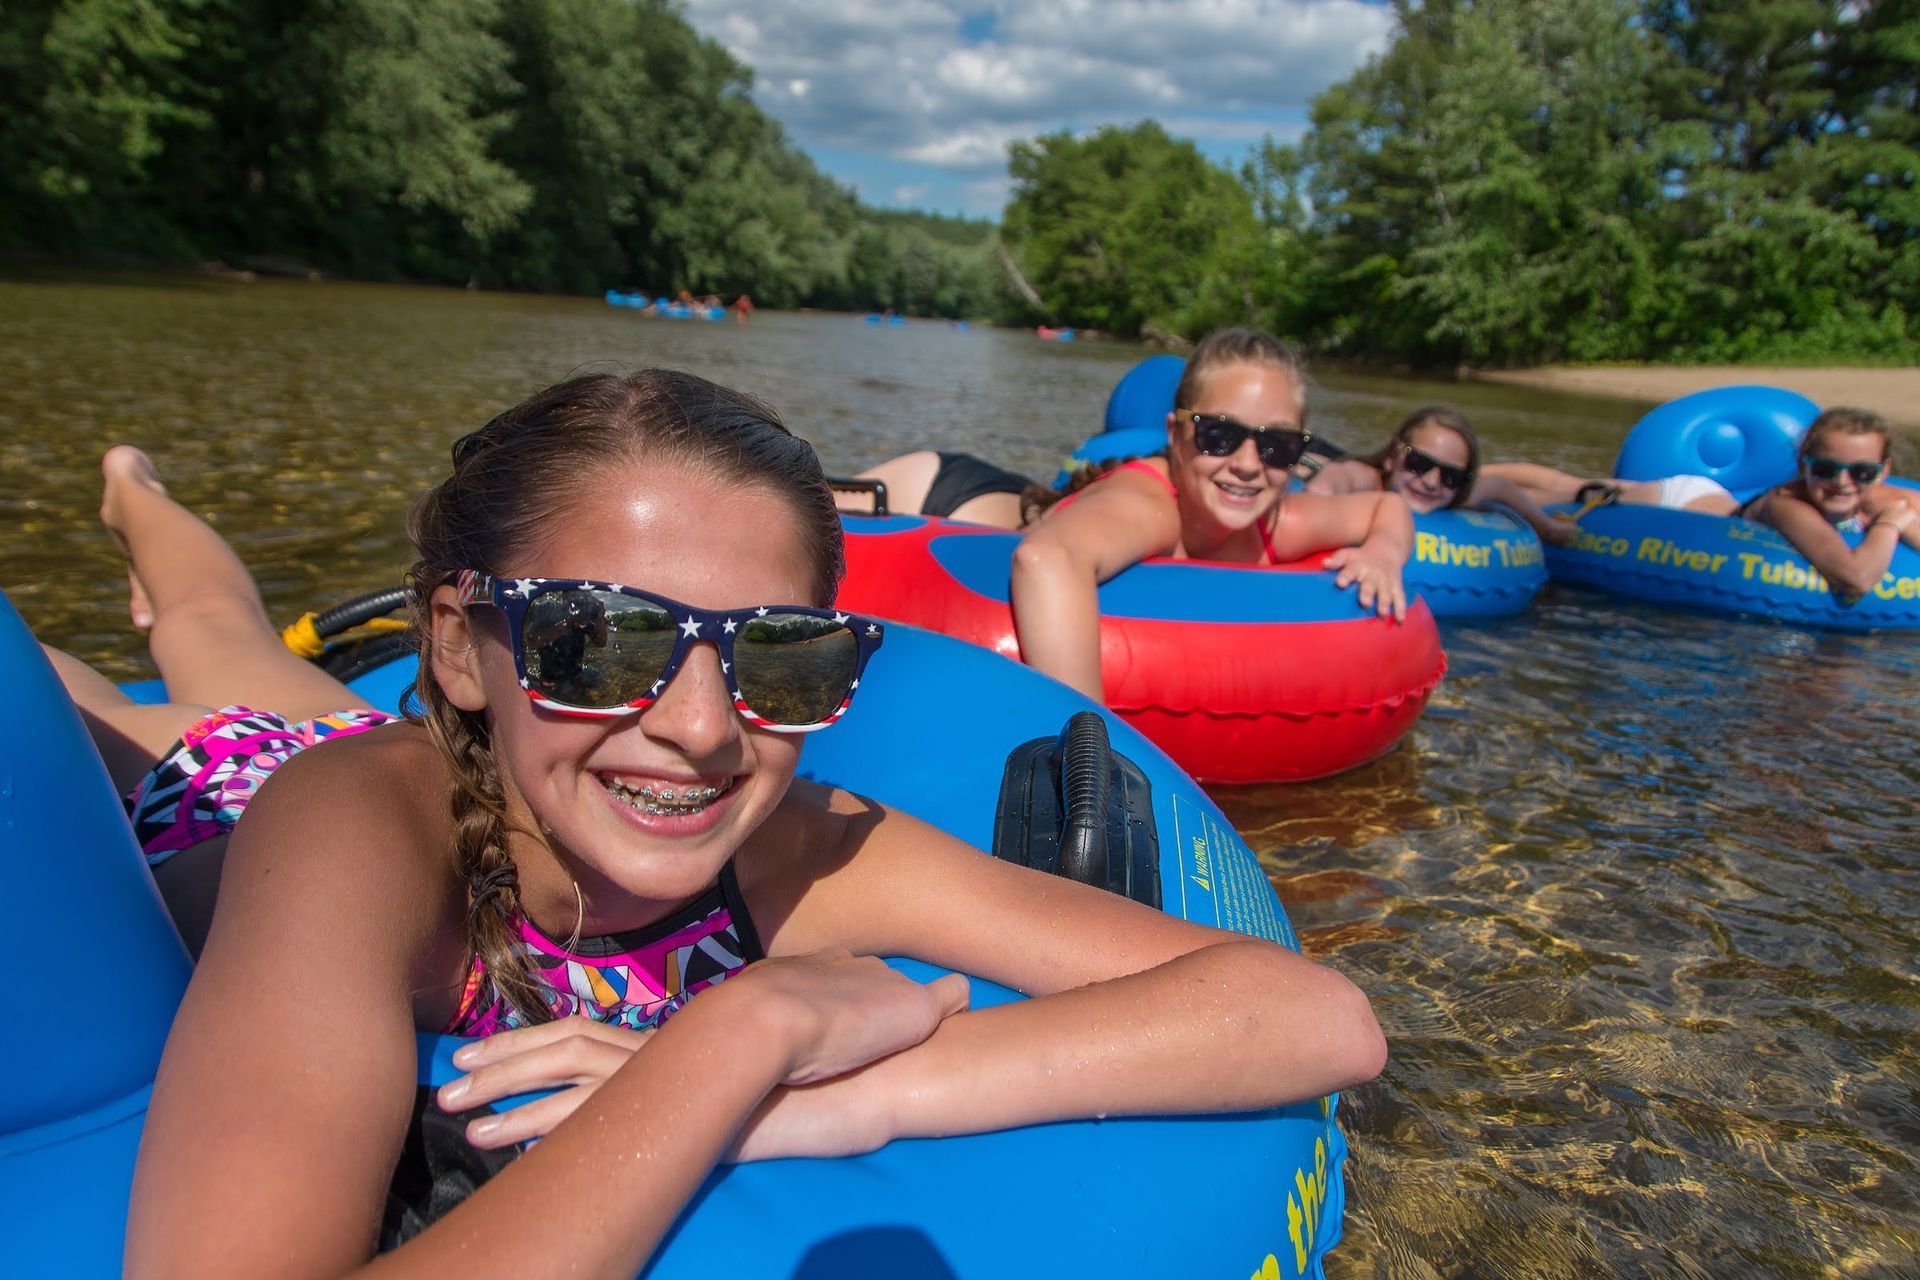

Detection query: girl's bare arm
xmin=733 ymin=798 xmax=1386 ymax=1157
xmin=1009 ymin=473 xmax=1179 ymax=698
xmin=1748 ymin=490 xmax=1906 ymax=598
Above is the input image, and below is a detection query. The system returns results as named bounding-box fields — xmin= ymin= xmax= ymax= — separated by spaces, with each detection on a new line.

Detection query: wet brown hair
xmin=1360 ymin=406 xmax=1481 ymax=509
xmin=1021 ymin=328 xmax=1313 ymax=523
xmin=1800 ymin=407 xmax=1890 ymax=463
xmin=404 ymin=370 xmax=842 ymax=1023
xmin=1170 ymin=327 xmax=1311 ymax=420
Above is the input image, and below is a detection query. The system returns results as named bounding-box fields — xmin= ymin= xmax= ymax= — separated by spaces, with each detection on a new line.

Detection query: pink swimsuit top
xmin=1048 ymin=459 xmax=1282 ymax=564
xmin=445 ymin=862 xmax=762 ymax=1037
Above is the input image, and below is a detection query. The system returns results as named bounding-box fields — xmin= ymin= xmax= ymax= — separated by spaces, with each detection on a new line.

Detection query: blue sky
xmin=678 ymin=1 xmax=1395 ymax=218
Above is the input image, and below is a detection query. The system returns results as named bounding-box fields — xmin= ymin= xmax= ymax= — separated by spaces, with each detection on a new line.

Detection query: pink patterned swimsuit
xmin=445 ymin=862 xmax=763 ymax=1036
xmin=124 ymin=704 xmax=396 ymax=865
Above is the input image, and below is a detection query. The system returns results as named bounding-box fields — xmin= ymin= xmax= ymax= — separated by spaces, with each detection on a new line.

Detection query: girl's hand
xmin=438 ymin=1018 xmax=653 ymax=1149
xmin=1875 ymin=503 xmax=1918 ymax=533
xmin=727 ymin=1071 xmax=893 ymax=1163
xmin=1869 ymin=501 xmax=1920 ymax=551
xmin=1325 ymin=546 xmax=1408 ymax=621
xmin=1540 ymin=515 xmax=1580 ymax=547
xmin=434 ymin=954 xmax=966 ymax=1149
xmin=746 ymin=949 xmax=971 ymax=1086
xmin=723 ymin=956 xmax=971 ymax=1164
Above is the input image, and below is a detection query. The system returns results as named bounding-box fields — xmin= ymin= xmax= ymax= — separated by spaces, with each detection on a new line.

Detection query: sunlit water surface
xmin=4 ymin=268 xmax=1915 ymax=1278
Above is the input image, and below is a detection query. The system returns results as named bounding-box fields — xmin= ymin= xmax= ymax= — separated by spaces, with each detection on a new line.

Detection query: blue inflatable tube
xmin=0 ymin=597 xmax=191 ymax=1280
xmin=1104 ymin=355 xmax=1186 ymax=433
xmin=1612 ymin=384 xmax=1817 ymax=503
xmin=1406 ymin=507 xmax=1546 ymax=617
xmin=1544 ymin=386 xmax=1920 ymax=630
xmin=0 ymin=591 xmax=1352 ymax=1278
xmin=1061 ymin=426 xmax=1545 ymax=618
xmin=1545 ymin=493 xmax=1920 ymax=630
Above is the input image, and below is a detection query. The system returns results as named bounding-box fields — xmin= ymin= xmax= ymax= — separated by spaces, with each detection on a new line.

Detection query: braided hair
xmin=404 ymin=370 xmax=842 ymax=1023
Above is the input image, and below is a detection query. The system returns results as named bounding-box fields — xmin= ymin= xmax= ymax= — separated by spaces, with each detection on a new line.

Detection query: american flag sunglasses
xmin=453 ymin=571 xmax=883 ymax=731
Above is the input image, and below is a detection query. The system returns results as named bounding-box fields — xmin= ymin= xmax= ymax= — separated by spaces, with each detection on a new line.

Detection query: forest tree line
xmin=0 ymin=0 xmax=1013 ymax=317
xmin=1003 ymin=0 xmax=1920 ymax=364
xmin=7 ymin=0 xmax=1916 ymax=364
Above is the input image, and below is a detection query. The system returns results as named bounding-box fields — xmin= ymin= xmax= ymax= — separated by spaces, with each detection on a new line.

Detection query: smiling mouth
xmin=1215 ymin=479 xmax=1262 ymax=500
xmin=596 ymin=775 xmax=735 ymax=816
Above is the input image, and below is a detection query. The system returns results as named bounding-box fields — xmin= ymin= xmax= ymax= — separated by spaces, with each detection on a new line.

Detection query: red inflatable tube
xmin=835 ymin=516 xmax=1446 ymax=784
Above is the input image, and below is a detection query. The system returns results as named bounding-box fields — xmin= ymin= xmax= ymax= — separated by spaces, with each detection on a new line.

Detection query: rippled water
xmin=4 ymin=266 xmax=1916 ymax=1278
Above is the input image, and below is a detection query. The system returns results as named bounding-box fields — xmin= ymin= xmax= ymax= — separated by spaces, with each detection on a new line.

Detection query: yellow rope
xmin=281 ymin=612 xmax=326 ymax=658
xmin=1568 ymin=493 xmax=1612 ymax=522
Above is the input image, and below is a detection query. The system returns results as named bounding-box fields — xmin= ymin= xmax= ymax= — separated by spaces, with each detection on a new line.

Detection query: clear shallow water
xmin=4 ymin=267 xmax=1916 ymax=1278
xmin=1249 ymin=607 xmax=1920 ymax=1278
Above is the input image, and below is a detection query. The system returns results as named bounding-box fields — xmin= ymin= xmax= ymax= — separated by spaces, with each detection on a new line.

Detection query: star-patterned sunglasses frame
xmin=452 ymin=571 xmax=884 ymax=731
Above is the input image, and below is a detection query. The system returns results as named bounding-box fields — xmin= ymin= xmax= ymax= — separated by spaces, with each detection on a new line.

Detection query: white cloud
xmin=900 ymin=124 xmax=1024 ymax=168
xmin=683 ymin=0 xmax=1391 ymax=176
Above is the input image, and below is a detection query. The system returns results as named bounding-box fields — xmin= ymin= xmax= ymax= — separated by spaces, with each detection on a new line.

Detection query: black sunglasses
xmin=1185 ymin=412 xmax=1311 ymax=469
xmin=1399 ymin=444 xmax=1472 ymax=491
xmin=1803 ymin=456 xmax=1885 ymax=487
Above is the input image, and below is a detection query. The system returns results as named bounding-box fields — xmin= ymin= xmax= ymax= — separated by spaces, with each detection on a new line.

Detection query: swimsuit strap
xmin=718 ymin=859 xmax=765 ymax=963
xmin=1106 ymin=457 xmax=1176 ymax=497
xmin=1045 ymin=457 xmax=1175 ymax=519
xmin=1260 ymin=508 xmax=1283 ymax=565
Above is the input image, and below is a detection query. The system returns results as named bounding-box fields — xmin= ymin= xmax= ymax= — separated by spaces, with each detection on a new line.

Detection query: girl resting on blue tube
xmin=1305 ymin=405 xmax=1582 ymax=546
xmin=1739 ymin=407 xmax=1920 ymax=601
xmin=125 ymin=369 xmax=1386 ymax=1279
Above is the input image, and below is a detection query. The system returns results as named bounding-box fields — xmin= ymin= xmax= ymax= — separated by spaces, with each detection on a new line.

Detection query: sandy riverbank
xmin=1466 ymin=365 xmax=1919 ymax=430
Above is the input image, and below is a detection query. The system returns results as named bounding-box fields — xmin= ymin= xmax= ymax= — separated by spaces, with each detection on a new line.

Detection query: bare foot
xmin=100 ymin=446 xmax=165 ymax=629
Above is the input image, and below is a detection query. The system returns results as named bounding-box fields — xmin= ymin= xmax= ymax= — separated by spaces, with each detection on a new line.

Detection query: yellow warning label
xmin=1170 ymin=794 xmax=1294 ymax=948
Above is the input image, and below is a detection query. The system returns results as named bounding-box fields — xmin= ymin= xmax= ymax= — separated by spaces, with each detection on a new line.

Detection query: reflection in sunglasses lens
xmin=525 ymin=590 xmax=675 ymax=707
xmin=734 ymin=613 xmax=858 ymax=725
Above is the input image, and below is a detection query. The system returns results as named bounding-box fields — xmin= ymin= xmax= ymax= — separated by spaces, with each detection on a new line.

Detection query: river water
xmin=4 ymin=267 xmax=1915 ymax=1278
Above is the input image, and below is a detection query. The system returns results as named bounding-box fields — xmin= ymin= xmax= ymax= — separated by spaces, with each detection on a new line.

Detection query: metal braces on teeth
xmin=605 ymin=779 xmax=725 ymax=810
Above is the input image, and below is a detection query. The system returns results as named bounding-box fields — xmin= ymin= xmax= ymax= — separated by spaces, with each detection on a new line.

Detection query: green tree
xmin=0 ymin=0 xmax=207 ymax=250
xmin=1292 ymin=0 xmax=1672 ymax=364
xmin=1001 ymin=121 xmax=1261 ymax=337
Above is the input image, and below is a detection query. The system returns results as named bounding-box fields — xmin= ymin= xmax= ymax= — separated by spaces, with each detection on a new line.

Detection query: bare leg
xmin=1479 ymin=462 xmax=1600 ymax=506
xmin=152 ymin=839 xmax=225 ymax=958
xmin=43 ymin=640 xmax=224 ymax=953
xmin=834 ymin=452 xmax=941 ymax=515
xmin=1611 ymin=480 xmax=1668 ymax=507
xmin=947 ymin=492 xmax=1024 ymax=529
xmin=1682 ymin=491 xmax=1739 ymax=516
xmin=99 ymin=446 xmax=369 ymax=723
xmin=42 ymin=643 xmax=213 ymax=793
xmin=1605 ymin=480 xmax=1737 ymax=515
xmin=829 ymin=452 xmax=1025 ymax=528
